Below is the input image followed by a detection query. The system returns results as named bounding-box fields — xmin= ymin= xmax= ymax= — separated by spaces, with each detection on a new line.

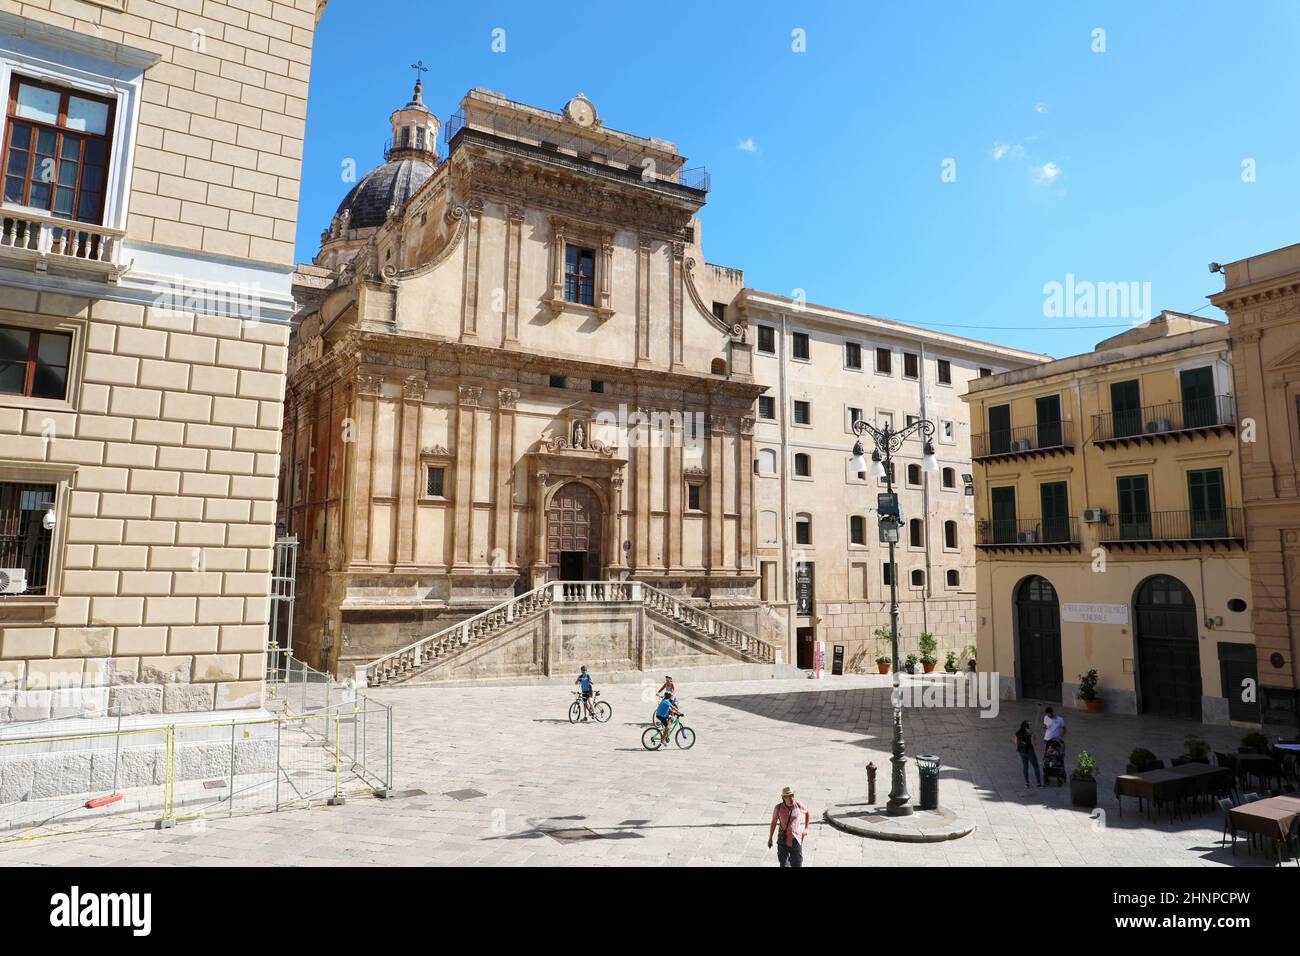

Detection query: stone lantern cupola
xmin=387 ymin=76 xmax=440 ymax=162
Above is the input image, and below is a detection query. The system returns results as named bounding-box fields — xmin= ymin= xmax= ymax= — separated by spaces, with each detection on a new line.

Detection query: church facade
xmin=282 ymin=84 xmax=1045 ymax=677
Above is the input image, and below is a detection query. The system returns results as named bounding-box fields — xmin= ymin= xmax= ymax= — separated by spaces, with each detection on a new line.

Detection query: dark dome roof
xmin=333 ymin=157 xmax=435 ymax=231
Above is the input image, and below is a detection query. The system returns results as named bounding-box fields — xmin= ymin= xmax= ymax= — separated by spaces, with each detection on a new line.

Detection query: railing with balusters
xmin=356 ymin=580 xmax=777 ymax=686
xmin=1 ymin=211 xmax=124 ymax=266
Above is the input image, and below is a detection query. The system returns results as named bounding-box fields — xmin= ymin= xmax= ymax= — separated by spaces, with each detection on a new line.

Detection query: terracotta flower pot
xmin=1085 ymin=699 xmax=1103 ymax=714
xmin=922 ymin=662 xmax=936 ymax=673
xmin=877 ymin=662 xmax=891 ymax=674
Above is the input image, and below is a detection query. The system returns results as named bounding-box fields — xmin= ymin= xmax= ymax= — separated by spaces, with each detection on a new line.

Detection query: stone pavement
xmin=0 ymin=674 xmax=1287 ymax=866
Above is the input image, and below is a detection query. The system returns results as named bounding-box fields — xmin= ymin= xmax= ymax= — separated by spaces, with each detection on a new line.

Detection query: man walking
xmin=768 ymin=786 xmax=810 ymax=867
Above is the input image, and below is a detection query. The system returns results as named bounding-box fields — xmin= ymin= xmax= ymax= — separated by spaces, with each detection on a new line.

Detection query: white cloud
xmin=1032 ymin=161 xmax=1061 ymax=184
xmin=991 ymin=142 xmax=1024 ymax=161
xmin=737 ymin=138 xmax=758 ymax=153
xmin=1034 ymin=102 xmax=1049 ymax=114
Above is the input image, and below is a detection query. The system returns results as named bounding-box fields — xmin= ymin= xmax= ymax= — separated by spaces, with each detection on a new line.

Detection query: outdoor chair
xmin=1217 ymin=798 xmax=1237 ymax=855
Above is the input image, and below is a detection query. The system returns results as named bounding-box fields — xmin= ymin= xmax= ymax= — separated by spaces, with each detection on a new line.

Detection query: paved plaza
xmin=0 ymin=674 xmax=1288 ymax=867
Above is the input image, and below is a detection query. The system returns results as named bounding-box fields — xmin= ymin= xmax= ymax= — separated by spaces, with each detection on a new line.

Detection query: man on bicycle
xmin=575 ymin=666 xmax=596 ymax=720
xmin=653 ymin=691 xmax=682 ymax=741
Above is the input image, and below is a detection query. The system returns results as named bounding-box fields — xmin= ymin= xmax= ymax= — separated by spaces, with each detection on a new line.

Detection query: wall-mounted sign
xmin=827 ymin=603 xmax=842 ymax=615
xmin=1062 ymin=603 xmax=1129 ymax=625
xmin=795 ymin=562 xmax=815 ymax=617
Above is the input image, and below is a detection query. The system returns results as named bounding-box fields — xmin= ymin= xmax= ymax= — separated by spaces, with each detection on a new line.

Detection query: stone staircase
xmin=355 ymin=581 xmax=778 ymax=687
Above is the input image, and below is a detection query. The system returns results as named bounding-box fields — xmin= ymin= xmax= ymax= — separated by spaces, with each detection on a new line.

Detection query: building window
xmin=0 ymin=482 xmax=56 ymax=596
xmin=793 ymin=400 xmax=811 ymax=425
xmin=942 ymin=467 xmax=956 ymax=489
xmin=851 ymin=562 xmax=869 ymax=599
xmin=882 ymin=562 xmax=894 ymax=586
xmin=844 ymin=341 xmax=862 ymax=369
xmin=3 ymin=77 xmax=115 ymax=224
xmin=910 ymin=569 xmax=925 ymax=588
xmin=849 ymin=515 xmax=866 ymax=545
xmin=795 ymin=514 xmax=812 ymax=545
xmin=903 ymin=352 xmax=919 ymax=379
xmin=847 ymin=406 xmax=862 ymax=431
xmin=426 ymin=467 xmax=446 ymax=497
xmin=944 ymin=520 xmax=957 ymax=549
xmin=876 ymin=347 xmax=892 ymax=374
xmin=757 ymin=325 xmax=775 ymax=353
xmin=563 ymin=244 xmax=595 ymax=305
xmin=940 ymin=419 xmax=955 ymax=444
xmin=712 ymin=302 xmax=727 ymax=324
xmin=590 ymin=380 xmax=604 ymax=393
xmin=549 ymin=374 xmax=566 ymax=389
xmin=937 ymin=359 xmax=952 ymax=384
xmin=792 ymin=332 xmax=810 ymax=360
xmin=979 ymin=367 xmax=993 ymax=378
xmin=946 ymin=569 xmax=960 ymax=588
xmin=710 ymin=358 xmax=727 ymax=375
xmin=758 ymin=395 xmax=775 ymax=420
xmin=0 ymin=324 xmax=72 ymax=400
xmin=907 ymin=463 xmax=922 ymax=486
xmin=687 ymin=484 xmax=702 ymax=511
xmin=794 ymin=452 xmax=811 ymax=477
xmin=756 ymin=448 xmax=777 ymax=475
xmin=908 ymin=518 xmax=923 ymax=548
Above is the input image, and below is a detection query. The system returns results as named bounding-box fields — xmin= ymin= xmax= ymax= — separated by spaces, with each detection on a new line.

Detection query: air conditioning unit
xmin=1011 ymin=439 xmax=1031 ymax=451
xmin=0 ymin=568 xmax=27 ymax=595
xmin=1147 ymin=419 xmax=1172 ymax=433
xmin=1082 ymin=508 xmax=1107 ymax=524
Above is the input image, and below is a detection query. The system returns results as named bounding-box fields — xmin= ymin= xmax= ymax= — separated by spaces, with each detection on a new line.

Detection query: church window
xmin=687 ymin=484 xmax=702 ymax=511
xmin=426 ymin=467 xmax=446 ymax=497
xmin=564 ymin=244 xmax=595 ymax=305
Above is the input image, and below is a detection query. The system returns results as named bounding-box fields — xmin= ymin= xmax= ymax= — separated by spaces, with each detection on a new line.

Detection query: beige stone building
xmin=965 ymin=313 xmax=1255 ymax=724
xmin=741 ymin=291 xmax=1045 ymax=670
xmin=1212 ymin=242 xmax=1300 ymax=724
xmin=283 ymin=86 xmax=1049 ymax=681
xmin=0 ymin=0 xmax=326 ymax=720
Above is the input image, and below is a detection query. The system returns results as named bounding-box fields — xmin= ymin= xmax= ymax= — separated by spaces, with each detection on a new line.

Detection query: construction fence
xmin=0 ymin=650 xmax=394 ymax=845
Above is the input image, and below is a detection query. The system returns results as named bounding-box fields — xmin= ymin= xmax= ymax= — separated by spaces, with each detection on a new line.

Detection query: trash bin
xmin=916 ymin=754 xmax=942 ymax=810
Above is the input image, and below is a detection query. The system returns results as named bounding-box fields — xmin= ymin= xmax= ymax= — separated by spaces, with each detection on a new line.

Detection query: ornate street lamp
xmin=849 ymin=417 xmax=938 ymax=816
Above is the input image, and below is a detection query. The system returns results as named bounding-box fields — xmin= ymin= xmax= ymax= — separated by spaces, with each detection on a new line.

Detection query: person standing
xmin=768 ymin=787 xmax=810 ymax=867
xmin=1014 ymin=720 xmax=1042 ymax=788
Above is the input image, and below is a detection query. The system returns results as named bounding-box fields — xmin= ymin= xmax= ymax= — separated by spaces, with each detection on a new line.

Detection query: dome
xmin=331 ymin=156 xmax=435 ymax=231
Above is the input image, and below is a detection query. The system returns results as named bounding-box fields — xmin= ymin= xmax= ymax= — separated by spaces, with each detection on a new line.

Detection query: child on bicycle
xmin=653 ymin=691 xmax=682 ymax=741
xmin=575 ymin=666 xmax=596 ymax=720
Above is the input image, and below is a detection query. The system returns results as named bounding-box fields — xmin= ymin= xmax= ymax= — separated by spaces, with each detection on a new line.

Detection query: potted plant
xmin=944 ymin=650 xmax=958 ymax=674
xmin=872 ymin=625 xmax=892 ymax=674
xmin=1181 ymin=735 xmax=1212 ymax=764
xmin=903 ymin=653 xmax=919 ymax=674
xmin=918 ymin=632 xmax=938 ymax=673
xmin=1240 ymin=731 xmax=1269 ymax=755
xmin=875 ymin=653 xmax=891 ymax=675
xmin=1070 ymin=751 xmax=1098 ymax=807
xmin=1077 ymin=669 xmax=1102 ymax=713
xmin=1126 ymin=747 xmax=1158 ymax=774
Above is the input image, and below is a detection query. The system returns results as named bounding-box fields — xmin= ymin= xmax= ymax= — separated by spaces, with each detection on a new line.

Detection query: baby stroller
xmin=1043 ymin=739 xmax=1067 ymax=786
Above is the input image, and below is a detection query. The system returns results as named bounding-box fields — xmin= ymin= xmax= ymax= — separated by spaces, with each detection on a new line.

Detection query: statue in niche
xmin=572 ymin=421 xmax=586 ymax=449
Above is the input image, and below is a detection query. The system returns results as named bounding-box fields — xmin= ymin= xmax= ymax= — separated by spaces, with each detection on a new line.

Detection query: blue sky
xmin=298 ymin=1 xmax=1300 ymax=358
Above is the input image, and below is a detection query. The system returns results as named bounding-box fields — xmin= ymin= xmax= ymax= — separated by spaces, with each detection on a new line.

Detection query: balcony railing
xmin=971 ymin=420 xmax=1074 ymax=460
xmin=1091 ymin=396 xmax=1236 ymax=443
xmin=976 ymin=516 xmax=1079 ymax=548
xmin=1097 ymin=508 xmax=1245 ymax=544
xmin=1 ymin=210 xmax=124 ymax=273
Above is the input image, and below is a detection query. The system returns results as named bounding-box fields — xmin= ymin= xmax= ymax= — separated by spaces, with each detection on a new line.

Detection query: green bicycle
xmin=642 ymin=714 xmax=696 ymax=751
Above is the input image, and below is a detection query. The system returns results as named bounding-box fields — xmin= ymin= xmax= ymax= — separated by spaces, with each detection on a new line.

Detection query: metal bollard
xmin=866 ymin=762 xmax=877 ymax=804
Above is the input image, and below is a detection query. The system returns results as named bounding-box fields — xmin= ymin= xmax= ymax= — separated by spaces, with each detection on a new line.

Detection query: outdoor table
xmin=1228 ymin=796 xmax=1300 ymax=860
xmin=1114 ymin=763 xmax=1226 ymax=821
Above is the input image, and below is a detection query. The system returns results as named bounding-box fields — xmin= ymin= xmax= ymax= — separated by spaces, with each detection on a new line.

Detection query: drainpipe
xmin=918 ymin=343 xmax=932 ymax=634
xmin=779 ymin=311 xmax=794 ymax=661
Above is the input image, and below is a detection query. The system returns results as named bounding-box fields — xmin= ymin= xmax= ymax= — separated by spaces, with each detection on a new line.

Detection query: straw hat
xmin=781 ymin=786 xmax=795 ymax=798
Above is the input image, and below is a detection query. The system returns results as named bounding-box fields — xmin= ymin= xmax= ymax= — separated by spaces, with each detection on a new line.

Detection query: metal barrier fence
xmin=0 ymin=651 xmax=393 ymax=844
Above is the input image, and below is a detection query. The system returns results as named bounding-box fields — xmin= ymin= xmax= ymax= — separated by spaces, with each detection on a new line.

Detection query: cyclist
xmin=657 ymin=675 xmax=675 ymax=699
xmin=652 ymin=691 xmax=682 ymax=744
xmin=574 ymin=665 xmax=596 ymax=721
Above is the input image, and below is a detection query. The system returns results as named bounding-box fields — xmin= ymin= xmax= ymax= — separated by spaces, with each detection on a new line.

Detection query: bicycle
xmin=642 ymin=713 xmax=696 ymax=750
xmin=569 ymin=691 xmax=611 ymax=723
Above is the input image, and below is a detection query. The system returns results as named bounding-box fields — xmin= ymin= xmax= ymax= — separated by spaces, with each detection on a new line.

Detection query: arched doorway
xmin=1016 ymin=575 xmax=1062 ymax=702
xmin=546 ymin=482 xmax=603 ymax=581
xmin=1135 ymin=575 xmax=1202 ymax=720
